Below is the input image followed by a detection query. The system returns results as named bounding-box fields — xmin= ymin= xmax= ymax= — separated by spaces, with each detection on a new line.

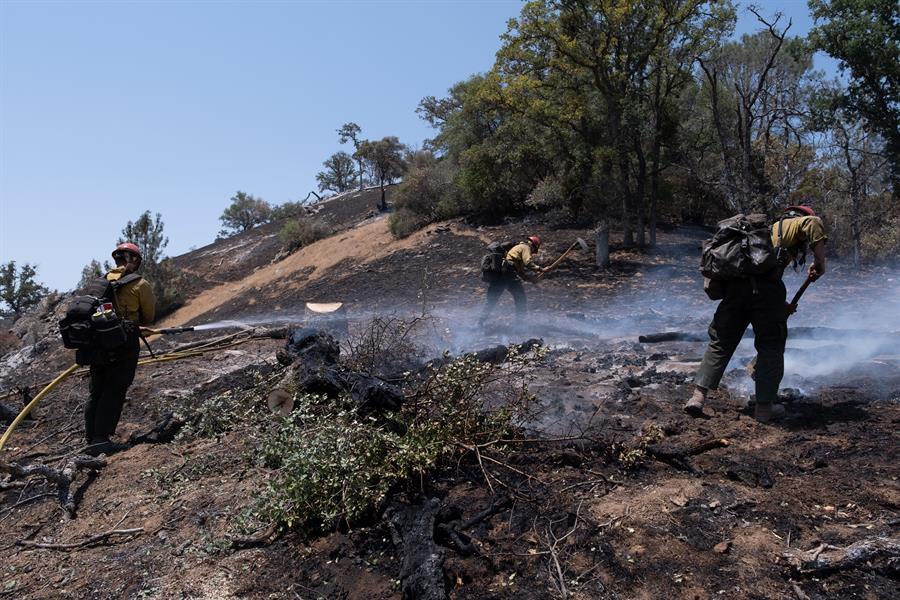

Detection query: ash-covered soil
xmin=2 ymin=202 xmax=899 ymax=599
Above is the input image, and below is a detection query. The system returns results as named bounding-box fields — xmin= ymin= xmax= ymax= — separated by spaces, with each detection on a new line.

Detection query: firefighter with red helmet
xmin=479 ymin=235 xmax=546 ymax=326
xmin=84 ymin=242 xmax=156 ymax=455
xmin=685 ymin=205 xmax=827 ymax=422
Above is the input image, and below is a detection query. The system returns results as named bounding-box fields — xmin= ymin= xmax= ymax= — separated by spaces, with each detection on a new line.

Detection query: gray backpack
xmin=700 ymin=214 xmax=779 ymax=298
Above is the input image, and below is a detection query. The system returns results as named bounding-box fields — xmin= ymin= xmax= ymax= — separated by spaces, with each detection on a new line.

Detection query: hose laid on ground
xmin=0 ymin=329 xmax=261 ymax=452
xmin=0 ymin=364 xmax=79 ymax=451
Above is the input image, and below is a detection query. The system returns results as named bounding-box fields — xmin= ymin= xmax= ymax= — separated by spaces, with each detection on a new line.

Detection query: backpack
xmin=59 ymin=274 xmax=142 ymax=362
xmin=700 ymin=214 xmax=779 ymax=299
xmin=480 ymin=241 xmax=517 ymax=282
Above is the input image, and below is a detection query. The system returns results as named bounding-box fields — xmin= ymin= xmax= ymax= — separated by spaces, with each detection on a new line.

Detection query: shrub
xmin=388 ymin=208 xmax=429 ymax=239
xmin=389 ymin=159 xmax=464 ymax=238
xmin=279 ymin=219 xmax=331 ymax=252
xmin=256 ymin=336 xmax=546 ymax=532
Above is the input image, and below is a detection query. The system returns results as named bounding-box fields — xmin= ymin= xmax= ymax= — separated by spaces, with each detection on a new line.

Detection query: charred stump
xmin=385 ymin=498 xmax=448 ymax=600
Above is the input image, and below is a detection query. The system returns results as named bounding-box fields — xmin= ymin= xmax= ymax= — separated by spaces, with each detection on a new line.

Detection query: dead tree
xmin=697 ymin=9 xmax=793 ymax=213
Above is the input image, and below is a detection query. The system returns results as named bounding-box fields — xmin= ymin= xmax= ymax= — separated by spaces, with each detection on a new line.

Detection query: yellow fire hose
xmin=0 ymin=329 xmax=256 ymax=452
xmin=0 ymin=364 xmax=79 ymax=451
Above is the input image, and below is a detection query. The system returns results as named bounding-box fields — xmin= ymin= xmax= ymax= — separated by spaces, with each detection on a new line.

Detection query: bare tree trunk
xmin=619 ymin=153 xmax=634 ymax=247
xmin=650 ymin=135 xmax=660 ymax=247
xmin=595 ymin=221 xmax=610 ymax=268
xmin=635 ymin=140 xmax=648 ymax=248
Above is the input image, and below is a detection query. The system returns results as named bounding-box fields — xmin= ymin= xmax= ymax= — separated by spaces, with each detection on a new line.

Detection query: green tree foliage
xmin=119 ymin=211 xmax=183 ymax=317
xmin=338 ymin=122 xmax=365 ymax=190
xmin=0 ymin=261 xmax=49 ymax=318
xmin=315 ymin=151 xmax=357 ymax=195
xmin=419 ymin=1 xmax=734 ymax=244
xmin=357 ymin=136 xmax=407 ymax=210
xmin=809 ymin=0 xmax=900 ymax=191
xmin=418 ymin=74 xmax=554 ymax=222
xmin=219 ymin=191 xmax=272 ymax=237
xmin=78 ymin=260 xmax=105 ymax=291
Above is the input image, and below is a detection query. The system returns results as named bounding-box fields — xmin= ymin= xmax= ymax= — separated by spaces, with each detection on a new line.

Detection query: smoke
xmin=183 ymin=258 xmax=899 ymax=398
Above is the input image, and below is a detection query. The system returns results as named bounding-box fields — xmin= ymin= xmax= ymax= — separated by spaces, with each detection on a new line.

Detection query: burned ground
xmin=1 ymin=198 xmax=899 ymax=599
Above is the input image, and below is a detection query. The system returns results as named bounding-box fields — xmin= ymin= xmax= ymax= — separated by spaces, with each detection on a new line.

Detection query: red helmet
xmin=784 ymin=205 xmax=815 ymax=217
xmin=113 ymin=242 xmax=142 ymax=260
xmin=528 ymin=235 xmax=541 ymax=250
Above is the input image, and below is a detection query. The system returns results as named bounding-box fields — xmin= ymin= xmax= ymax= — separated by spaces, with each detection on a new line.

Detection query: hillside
xmin=1 ymin=190 xmax=899 ymax=600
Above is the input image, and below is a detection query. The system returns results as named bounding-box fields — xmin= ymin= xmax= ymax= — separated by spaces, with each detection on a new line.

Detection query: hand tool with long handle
xmin=538 ymin=237 xmax=589 ymax=279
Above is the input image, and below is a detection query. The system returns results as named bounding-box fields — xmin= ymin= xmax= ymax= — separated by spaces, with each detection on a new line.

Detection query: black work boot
xmin=84 ymin=437 xmax=114 ymax=456
xmin=754 ymin=403 xmax=785 ymax=423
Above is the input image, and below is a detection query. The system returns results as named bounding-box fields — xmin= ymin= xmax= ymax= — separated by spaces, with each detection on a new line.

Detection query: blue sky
xmin=1 ymin=0 xmax=837 ymax=292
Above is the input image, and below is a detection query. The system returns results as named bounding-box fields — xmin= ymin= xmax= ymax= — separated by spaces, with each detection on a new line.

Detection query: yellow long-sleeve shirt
xmin=771 ymin=215 xmax=828 ymax=262
xmin=504 ymin=242 xmax=540 ymax=276
xmin=107 ymin=268 xmax=156 ymax=325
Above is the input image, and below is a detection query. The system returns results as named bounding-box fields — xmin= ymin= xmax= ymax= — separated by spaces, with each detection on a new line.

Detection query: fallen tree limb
xmin=648 ymin=438 xmax=730 ymax=459
xmin=230 ymin=523 xmax=280 ymax=550
xmin=435 ymin=495 xmax=511 ymax=556
xmin=646 ymin=438 xmax=729 ymax=474
xmin=17 ymin=527 xmax=144 ymax=550
xmin=783 ymin=536 xmax=900 ymax=574
xmin=0 ymin=455 xmax=106 ymax=517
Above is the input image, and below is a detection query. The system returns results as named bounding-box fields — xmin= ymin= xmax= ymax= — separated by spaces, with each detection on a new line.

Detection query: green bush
xmin=279 ymin=219 xmax=331 ymax=252
xmin=388 ymin=208 xmax=429 ymax=239
xmin=256 ymin=343 xmax=546 ymax=532
xmin=389 ymin=159 xmax=464 ymax=238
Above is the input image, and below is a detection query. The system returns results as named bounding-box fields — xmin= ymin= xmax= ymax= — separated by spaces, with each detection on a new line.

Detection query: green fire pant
xmin=481 ymin=273 xmax=526 ymax=321
xmin=85 ymin=337 xmax=140 ymax=442
xmin=694 ymin=277 xmax=787 ymax=405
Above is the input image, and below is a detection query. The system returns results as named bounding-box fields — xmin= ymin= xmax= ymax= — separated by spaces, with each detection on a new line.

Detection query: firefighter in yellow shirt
xmin=478 ymin=235 xmax=547 ymax=326
xmin=686 ymin=206 xmax=826 ymax=422
xmin=85 ymin=242 xmax=155 ymax=454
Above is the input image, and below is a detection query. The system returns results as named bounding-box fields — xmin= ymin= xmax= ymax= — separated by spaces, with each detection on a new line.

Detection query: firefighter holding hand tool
xmin=84 ymin=243 xmax=156 ymax=455
xmin=686 ymin=206 xmax=827 ymax=422
xmin=478 ymin=235 xmax=547 ymax=326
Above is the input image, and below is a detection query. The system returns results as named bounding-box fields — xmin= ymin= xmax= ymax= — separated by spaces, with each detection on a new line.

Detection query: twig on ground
xmin=17 ymin=527 xmax=144 ymax=550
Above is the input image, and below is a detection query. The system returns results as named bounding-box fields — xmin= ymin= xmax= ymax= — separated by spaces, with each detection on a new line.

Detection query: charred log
xmin=639 ymin=327 xmax=899 ymax=343
xmin=639 ymin=332 xmax=707 ymax=343
xmin=0 ymin=400 xmax=17 ymax=424
xmin=646 ymin=438 xmax=729 ymax=474
xmin=783 ymin=536 xmax=900 ymax=575
xmin=385 ymin=498 xmax=448 ymax=600
xmin=127 ymin=412 xmax=184 ymax=445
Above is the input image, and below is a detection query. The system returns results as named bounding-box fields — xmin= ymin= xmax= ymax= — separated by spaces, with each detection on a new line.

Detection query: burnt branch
xmin=783 ymin=536 xmax=900 ymax=575
xmin=0 ymin=455 xmax=106 ymax=517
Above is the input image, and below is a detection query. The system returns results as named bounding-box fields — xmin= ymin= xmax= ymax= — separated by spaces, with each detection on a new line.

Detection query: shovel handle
xmin=537 ymin=243 xmax=577 ymax=279
xmin=789 ymin=274 xmax=814 ymax=307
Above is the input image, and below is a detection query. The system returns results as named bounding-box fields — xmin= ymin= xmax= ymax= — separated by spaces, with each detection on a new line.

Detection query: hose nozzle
xmin=159 ymin=326 xmax=195 ymax=335
xmin=142 ymin=326 xmax=195 ymax=336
